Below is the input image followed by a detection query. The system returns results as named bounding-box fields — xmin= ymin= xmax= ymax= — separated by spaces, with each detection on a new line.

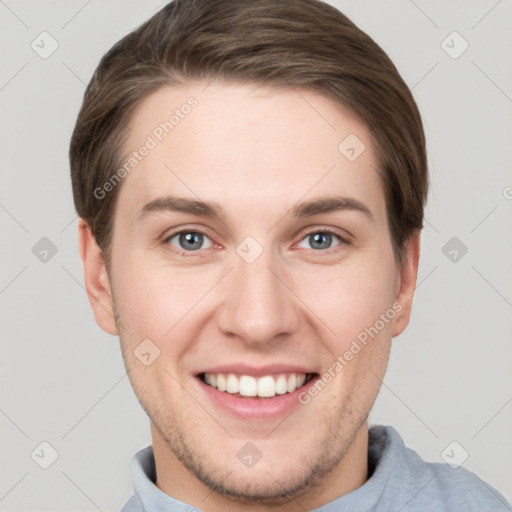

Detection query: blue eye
xmin=167 ymin=232 xmax=213 ymax=251
xmin=298 ymin=231 xmax=342 ymax=250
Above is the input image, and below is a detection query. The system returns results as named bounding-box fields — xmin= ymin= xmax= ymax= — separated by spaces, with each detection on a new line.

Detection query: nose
xmin=216 ymin=246 xmax=301 ymax=348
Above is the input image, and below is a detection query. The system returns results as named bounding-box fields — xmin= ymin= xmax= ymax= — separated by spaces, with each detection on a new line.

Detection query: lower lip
xmin=196 ymin=375 xmax=319 ymax=421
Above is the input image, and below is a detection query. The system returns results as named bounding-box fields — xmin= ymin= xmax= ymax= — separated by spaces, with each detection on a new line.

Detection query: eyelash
xmin=163 ymin=227 xmax=350 ymax=257
xmin=297 ymin=229 xmax=349 ymax=255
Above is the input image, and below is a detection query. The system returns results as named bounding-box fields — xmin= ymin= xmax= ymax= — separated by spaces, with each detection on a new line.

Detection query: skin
xmin=78 ymin=82 xmax=420 ymax=511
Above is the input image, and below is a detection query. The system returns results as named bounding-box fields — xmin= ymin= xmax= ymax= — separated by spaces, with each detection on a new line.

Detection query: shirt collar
xmin=126 ymin=445 xmax=194 ymax=511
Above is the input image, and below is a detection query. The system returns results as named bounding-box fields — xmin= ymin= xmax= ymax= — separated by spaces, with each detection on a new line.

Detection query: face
xmin=80 ymin=82 xmax=419 ymax=509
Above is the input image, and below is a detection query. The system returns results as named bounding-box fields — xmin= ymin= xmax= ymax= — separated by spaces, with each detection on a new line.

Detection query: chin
xmin=188 ymin=461 xmax=321 ymax=505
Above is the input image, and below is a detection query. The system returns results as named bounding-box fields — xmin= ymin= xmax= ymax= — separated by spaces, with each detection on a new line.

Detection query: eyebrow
xmin=138 ymin=195 xmax=373 ymax=222
xmin=290 ymin=196 xmax=373 ymax=220
xmin=139 ymin=196 xmax=226 ymax=221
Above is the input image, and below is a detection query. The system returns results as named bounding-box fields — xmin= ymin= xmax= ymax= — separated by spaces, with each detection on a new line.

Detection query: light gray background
xmin=1 ymin=0 xmax=511 ymax=510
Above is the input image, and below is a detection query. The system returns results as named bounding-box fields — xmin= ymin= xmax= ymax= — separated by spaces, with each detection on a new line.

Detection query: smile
xmin=200 ymin=372 xmax=314 ymax=398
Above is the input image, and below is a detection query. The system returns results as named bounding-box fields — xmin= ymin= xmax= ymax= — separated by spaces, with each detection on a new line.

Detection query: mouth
xmin=199 ymin=372 xmax=316 ymax=399
xmin=195 ymin=364 xmax=320 ymax=420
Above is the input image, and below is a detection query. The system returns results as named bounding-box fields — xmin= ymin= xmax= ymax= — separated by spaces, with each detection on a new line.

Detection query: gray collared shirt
xmin=121 ymin=425 xmax=511 ymax=511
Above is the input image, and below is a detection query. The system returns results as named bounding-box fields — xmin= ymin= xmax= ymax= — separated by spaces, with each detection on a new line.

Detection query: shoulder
xmin=372 ymin=426 xmax=511 ymax=511
xmin=401 ymin=454 xmax=511 ymax=510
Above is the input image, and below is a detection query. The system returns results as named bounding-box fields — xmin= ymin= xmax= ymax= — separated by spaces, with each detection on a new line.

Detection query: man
xmin=69 ymin=0 xmax=511 ymax=510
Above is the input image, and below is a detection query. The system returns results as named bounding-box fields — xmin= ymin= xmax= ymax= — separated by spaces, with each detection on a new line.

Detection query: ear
xmin=392 ymin=230 xmax=421 ymax=337
xmin=77 ymin=219 xmax=118 ymax=335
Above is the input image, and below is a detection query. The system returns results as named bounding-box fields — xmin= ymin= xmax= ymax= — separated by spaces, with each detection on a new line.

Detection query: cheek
xmin=110 ymin=255 xmax=169 ymax=339
xmin=305 ymin=263 xmax=395 ymax=405
xmin=112 ymin=260 xmax=198 ymax=402
xmin=111 ymin=253 xmax=214 ymax=348
xmin=298 ymin=257 xmax=398 ymax=343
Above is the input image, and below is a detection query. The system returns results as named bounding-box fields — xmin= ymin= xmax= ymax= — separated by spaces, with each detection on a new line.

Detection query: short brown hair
xmin=69 ymin=0 xmax=428 ymax=268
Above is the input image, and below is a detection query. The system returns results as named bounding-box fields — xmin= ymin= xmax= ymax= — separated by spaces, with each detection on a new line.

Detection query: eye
xmin=166 ymin=231 xmax=214 ymax=252
xmin=297 ymin=231 xmax=342 ymax=251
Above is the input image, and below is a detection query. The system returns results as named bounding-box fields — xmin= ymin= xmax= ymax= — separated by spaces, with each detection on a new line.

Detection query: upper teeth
xmin=203 ymin=372 xmax=307 ymax=398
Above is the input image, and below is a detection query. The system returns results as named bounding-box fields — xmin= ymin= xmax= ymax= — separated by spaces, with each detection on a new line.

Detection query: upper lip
xmin=197 ymin=363 xmax=317 ymax=377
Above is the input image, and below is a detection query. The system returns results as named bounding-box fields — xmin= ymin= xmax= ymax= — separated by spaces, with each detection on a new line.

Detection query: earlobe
xmin=77 ymin=219 xmax=118 ymax=336
xmin=392 ymin=230 xmax=421 ymax=338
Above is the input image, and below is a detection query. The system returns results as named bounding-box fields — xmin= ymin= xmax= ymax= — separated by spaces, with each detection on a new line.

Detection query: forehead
xmin=115 ymin=82 xmax=386 ymax=225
